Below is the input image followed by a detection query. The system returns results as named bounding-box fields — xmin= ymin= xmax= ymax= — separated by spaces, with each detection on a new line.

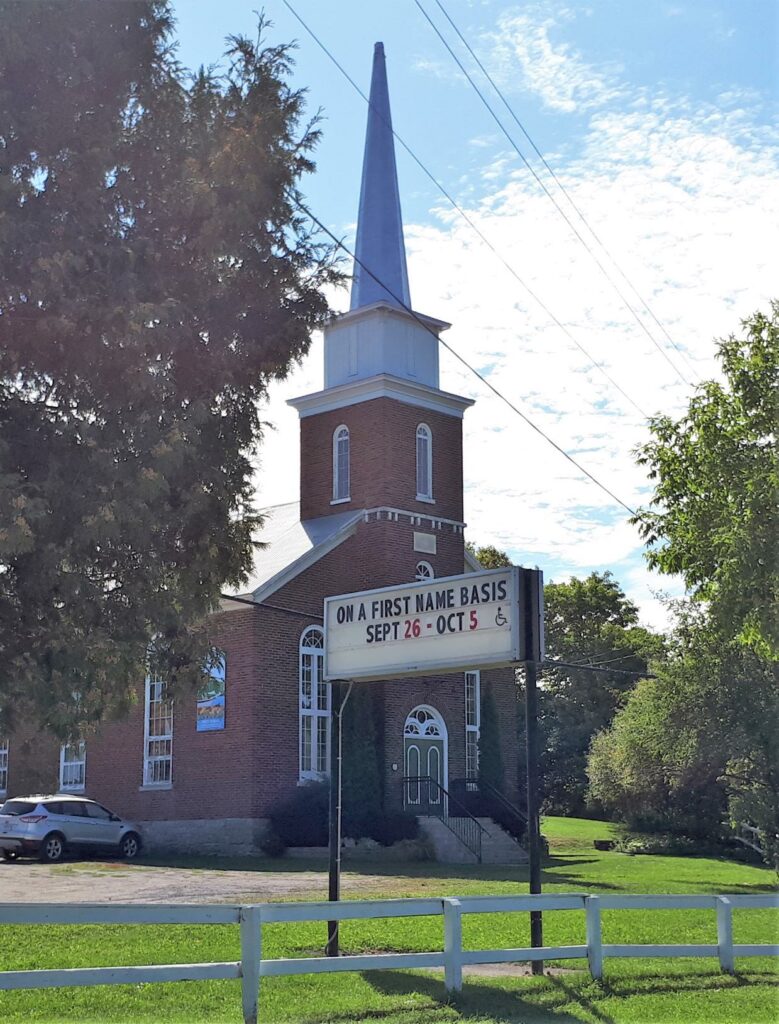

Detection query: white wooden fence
xmin=1 ymin=893 xmax=777 ymax=1024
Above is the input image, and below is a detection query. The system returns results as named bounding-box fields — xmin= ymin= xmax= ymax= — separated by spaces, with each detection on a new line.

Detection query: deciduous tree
xmin=634 ymin=303 xmax=778 ymax=658
xmin=541 ymin=572 xmax=662 ymax=814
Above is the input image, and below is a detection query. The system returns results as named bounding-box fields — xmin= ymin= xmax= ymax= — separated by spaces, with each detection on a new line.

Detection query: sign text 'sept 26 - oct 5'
xmin=323 ymin=568 xmax=524 ymax=683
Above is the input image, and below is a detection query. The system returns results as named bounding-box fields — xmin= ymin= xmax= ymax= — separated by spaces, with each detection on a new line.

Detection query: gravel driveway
xmin=0 ymin=858 xmax=394 ymax=905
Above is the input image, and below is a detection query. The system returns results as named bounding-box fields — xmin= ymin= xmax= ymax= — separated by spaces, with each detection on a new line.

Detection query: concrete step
xmin=419 ymin=816 xmax=479 ymax=864
xmin=419 ymin=816 xmax=528 ymax=865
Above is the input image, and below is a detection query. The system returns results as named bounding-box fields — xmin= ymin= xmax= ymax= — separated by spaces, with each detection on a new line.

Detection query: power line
xmin=429 ymin=0 xmax=701 ymax=384
xmin=414 ymin=0 xmax=694 ymax=389
xmin=543 ymin=659 xmax=653 ymax=678
xmin=296 ymin=198 xmax=637 ymax=518
xmin=281 ymin=0 xmax=649 ymax=420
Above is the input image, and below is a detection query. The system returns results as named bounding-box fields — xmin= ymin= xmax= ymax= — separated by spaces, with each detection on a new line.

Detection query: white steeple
xmin=350 ymin=42 xmax=411 ymax=311
xmin=321 ymin=43 xmax=447 ymax=394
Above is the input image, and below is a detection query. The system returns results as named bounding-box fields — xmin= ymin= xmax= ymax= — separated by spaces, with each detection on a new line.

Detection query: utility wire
xmin=430 ymin=0 xmax=701 ymax=383
xmin=296 ymin=198 xmax=637 ymax=518
xmin=281 ymin=0 xmax=648 ymax=420
xmin=414 ymin=0 xmax=693 ymax=389
xmin=543 ymin=659 xmax=654 ymax=678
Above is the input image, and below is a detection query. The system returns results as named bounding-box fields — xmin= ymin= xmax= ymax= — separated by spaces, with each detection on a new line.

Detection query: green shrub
xmin=267 ymin=780 xmax=329 ymax=847
xmin=370 ymin=812 xmax=420 ymax=846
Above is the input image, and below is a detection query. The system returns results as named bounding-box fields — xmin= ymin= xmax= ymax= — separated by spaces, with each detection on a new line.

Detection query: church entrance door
xmin=403 ymin=705 xmax=447 ymax=815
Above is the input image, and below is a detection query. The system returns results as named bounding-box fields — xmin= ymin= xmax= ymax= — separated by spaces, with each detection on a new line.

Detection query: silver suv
xmin=0 ymin=795 xmax=142 ymax=863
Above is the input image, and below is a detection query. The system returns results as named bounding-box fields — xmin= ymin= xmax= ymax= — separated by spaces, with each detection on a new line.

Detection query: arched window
xmin=416 ymin=423 xmax=432 ymax=500
xmin=299 ymin=626 xmax=330 ymax=779
xmin=332 ymin=425 xmax=350 ymax=502
xmin=415 ymin=560 xmax=434 ymax=582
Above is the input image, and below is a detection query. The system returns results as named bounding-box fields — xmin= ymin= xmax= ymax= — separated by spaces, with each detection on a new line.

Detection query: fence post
xmin=585 ymin=896 xmax=603 ymax=981
xmin=716 ymin=896 xmax=735 ymax=975
xmin=443 ymin=898 xmax=463 ymax=993
xmin=240 ymin=905 xmax=263 ymax=1024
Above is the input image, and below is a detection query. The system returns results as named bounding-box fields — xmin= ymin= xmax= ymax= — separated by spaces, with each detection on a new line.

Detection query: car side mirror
xmin=110 ymin=814 xmax=120 ymax=822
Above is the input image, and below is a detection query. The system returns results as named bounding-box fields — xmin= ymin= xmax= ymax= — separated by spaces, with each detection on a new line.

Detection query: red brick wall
xmin=82 ymin=606 xmax=267 ymax=821
xmin=299 ymin=398 xmax=465 ymax=523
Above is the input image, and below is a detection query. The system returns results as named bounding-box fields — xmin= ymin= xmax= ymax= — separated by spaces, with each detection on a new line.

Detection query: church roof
xmin=222 ymin=501 xmax=363 ymax=605
xmin=350 ymin=42 xmax=411 ymax=312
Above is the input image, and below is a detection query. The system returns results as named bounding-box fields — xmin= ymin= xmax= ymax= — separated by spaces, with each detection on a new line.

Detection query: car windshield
xmin=0 ymin=800 xmax=38 ymax=816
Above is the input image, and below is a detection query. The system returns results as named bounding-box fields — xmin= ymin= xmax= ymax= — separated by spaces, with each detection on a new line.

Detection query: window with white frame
xmin=299 ymin=626 xmax=330 ymax=779
xmin=415 ymin=560 xmax=434 ymax=582
xmin=332 ymin=425 xmax=350 ymax=501
xmin=0 ymin=739 xmax=8 ymax=794
xmin=465 ymin=670 xmax=480 ymax=786
xmin=59 ymin=741 xmax=86 ymax=791
xmin=416 ymin=423 xmax=433 ymax=500
xmin=143 ymin=676 xmax=173 ymax=786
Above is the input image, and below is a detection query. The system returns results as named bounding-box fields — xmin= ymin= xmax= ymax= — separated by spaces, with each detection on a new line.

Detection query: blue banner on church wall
xmin=197 ymin=652 xmax=226 ymax=731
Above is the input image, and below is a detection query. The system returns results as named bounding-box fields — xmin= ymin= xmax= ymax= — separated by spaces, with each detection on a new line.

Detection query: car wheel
xmin=120 ymin=832 xmax=141 ymax=860
xmin=2 ymin=850 xmax=19 ymax=862
xmin=39 ymin=832 xmax=66 ymax=863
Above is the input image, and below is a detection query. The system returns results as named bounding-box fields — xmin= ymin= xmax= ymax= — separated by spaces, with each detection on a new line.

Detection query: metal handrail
xmin=401 ymin=775 xmax=488 ymax=863
xmin=478 ymin=779 xmax=528 ymax=825
xmin=450 ymin=777 xmax=528 ymax=845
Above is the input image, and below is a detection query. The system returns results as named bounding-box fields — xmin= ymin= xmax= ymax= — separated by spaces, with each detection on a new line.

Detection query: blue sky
xmin=173 ymin=1 xmax=778 ymax=628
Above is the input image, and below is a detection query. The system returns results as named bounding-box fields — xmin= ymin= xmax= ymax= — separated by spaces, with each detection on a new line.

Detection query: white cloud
xmin=486 ymin=2 xmax=625 ymax=112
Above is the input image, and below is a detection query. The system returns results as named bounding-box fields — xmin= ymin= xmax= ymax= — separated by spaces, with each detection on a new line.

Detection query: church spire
xmin=350 ymin=42 xmax=411 ymax=312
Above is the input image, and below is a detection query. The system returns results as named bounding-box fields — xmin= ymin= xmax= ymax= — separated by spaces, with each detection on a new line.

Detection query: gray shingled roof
xmin=223 ymin=501 xmax=364 ymax=604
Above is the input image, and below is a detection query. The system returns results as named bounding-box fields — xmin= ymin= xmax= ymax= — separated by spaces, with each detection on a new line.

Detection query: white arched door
xmin=403 ymin=705 xmax=448 ymax=813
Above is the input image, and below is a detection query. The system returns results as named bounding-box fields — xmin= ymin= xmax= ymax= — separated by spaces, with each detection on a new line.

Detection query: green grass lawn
xmin=0 ymin=816 xmax=776 ymax=1023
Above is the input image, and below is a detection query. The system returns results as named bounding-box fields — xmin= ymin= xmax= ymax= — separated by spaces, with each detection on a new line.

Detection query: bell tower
xmin=289 ymin=43 xmax=473 ymax=553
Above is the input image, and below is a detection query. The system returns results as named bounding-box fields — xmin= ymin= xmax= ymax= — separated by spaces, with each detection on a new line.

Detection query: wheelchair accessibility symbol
xmin=494 ymin=607 xmax=508 ymax=627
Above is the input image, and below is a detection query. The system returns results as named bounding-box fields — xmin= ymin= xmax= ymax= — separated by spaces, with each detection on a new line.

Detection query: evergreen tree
xmin=0 ymin=2 xmax=338 ymax=732
xmin=478 ymin=682 xmax=505 ymax=793
xmin=341 ymin=688 xmax=383 ymax=839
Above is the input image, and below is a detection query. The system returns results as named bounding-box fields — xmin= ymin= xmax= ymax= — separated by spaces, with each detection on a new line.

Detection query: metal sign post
xmin=326 ymin=680 xmax=352 ymax=957
xmin=322 ymin=566 xmax=544 ymax=964
xmin=525 ymin=657 xmax=543 ymax=973
xmin=519 ymin=567 xmax=545 ymax=974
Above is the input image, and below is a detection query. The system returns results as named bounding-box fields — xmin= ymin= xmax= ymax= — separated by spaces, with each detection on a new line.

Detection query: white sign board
xmin=324 ymin=568 xmax=523 ymax=683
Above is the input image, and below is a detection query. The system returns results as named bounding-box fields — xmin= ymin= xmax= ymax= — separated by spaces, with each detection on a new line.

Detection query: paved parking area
xmin=0 ymin=859 xmax=390 ymax=904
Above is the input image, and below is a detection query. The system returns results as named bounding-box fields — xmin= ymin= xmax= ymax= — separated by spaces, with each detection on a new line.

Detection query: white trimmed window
xmin=332 ymin=425 xmax=350 ymax=502
xmin=299 ymin=626 xmax=330 ymax=779
xmin=416 ymin=423 xmax=433 ymax=500
xmin=0 ymin=739 xmax=8 ymax=794
xmin=143 ymin=677 xmax=173 ymax=786
xmin=415 ymin=560 xmax=434 ymax=582
xmin=465 ymin=671 xmax=480 ymax=785
xmin=59 ymin=742 xmax=86 ymax=792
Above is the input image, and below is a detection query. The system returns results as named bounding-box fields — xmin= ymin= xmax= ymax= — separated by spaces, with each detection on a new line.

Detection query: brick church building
xmin=1 ymin=44 xmax=524 ymax=859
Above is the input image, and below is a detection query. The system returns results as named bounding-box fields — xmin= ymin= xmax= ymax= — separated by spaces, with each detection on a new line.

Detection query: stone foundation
xmin=137 ymin=817 xmax=270 ymax=857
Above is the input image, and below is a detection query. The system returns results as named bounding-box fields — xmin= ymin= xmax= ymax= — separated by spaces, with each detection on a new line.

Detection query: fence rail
xmin=1 ymin=893 xmax=777 ymax=1024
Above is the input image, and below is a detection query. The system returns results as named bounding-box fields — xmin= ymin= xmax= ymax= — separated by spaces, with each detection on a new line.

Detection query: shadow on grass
xmin=595 ymin=968 xmax=779 ymax=1000
xmin=133 ymin=854 xmax=327 ymax=873
xmin=358 ymin=970 xmax=591 ymax=1024
xmin=666 ymin=879 xmax=779 ymax=894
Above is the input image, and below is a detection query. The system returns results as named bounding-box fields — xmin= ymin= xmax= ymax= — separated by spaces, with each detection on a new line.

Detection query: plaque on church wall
xmin=413 ymin=531 xmax=436 ymax=554
xmin=323 ymin=567 xmax=543 ymax=683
